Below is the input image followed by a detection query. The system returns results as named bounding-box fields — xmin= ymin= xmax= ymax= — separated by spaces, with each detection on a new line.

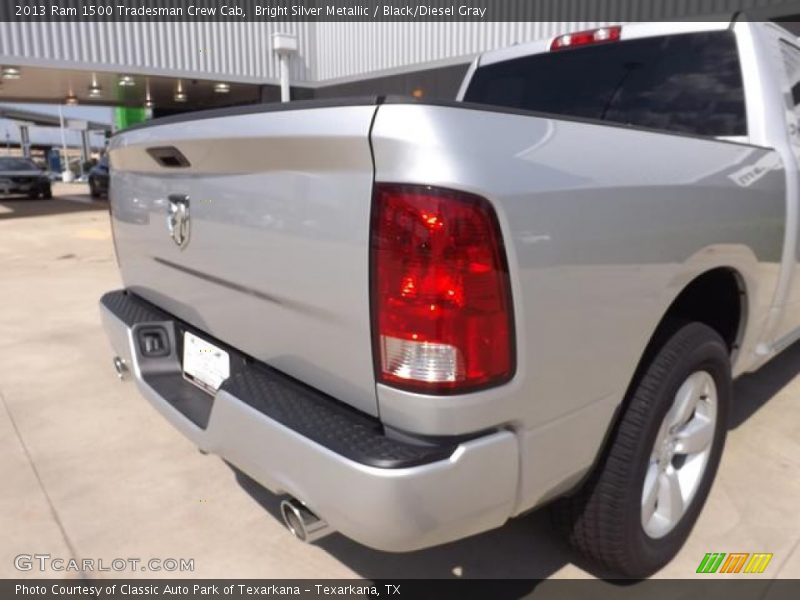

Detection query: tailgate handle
xmin=146 ymin=146 xmax=191 ymax=168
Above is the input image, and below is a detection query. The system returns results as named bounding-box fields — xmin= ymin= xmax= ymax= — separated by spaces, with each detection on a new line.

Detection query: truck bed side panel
xmin=371 ymin=102 xmax=785 ymax=510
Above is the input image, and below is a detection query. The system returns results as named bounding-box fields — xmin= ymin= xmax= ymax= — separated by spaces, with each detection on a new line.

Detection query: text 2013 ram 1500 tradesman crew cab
xmin=101 ymin=19 xmax=800 ymax=576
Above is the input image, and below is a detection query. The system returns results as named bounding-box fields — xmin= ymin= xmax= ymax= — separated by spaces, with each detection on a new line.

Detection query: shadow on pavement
xmin=0 ymin=197 xmax=107 ymax=221
xmin=228 ymin=339 xmax=800 ymax=582
xmin=231 ymin=466 xmax=575 ymax=583
xmin=730 ymin=339 xmax=800 ymax=429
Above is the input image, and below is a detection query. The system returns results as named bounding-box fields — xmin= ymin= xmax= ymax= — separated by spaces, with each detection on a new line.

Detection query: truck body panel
xmin=370 ymin=102 xmax=785 ymax=510
xmin=748 ymin=22 xmax=800 ymax=345
xmin=109 ymin=103 xmax=380 ymax=416
xmin=101 ymin=19 xmax=800 ymax=553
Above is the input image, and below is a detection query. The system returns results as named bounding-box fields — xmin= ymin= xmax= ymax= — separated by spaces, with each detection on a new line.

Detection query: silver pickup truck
xmin=101 ymin=19 xmax=799 ymax=576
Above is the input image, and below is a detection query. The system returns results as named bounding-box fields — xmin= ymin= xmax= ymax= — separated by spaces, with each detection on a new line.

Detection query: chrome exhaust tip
xmin=113 ymin=356 xmax=129 ymax=380
xmin=280 ymin=498 xmax=332 ymax=543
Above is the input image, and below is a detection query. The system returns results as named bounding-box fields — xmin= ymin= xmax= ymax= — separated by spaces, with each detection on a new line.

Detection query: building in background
xmin=1 ymin=8 xmax=799 ymax=117
xmin=0 ymin=103 xmax=110 ymax=176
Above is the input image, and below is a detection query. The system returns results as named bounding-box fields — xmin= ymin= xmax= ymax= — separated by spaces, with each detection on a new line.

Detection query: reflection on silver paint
xmin=370 ymin=101 xmax=785 ymax=512
xmin=104 ymin=20 xmax=800 ymax=526
xmin=109 ymin=105 xmax=380 ymax=416
xmin=151 ymin=256 xmax=340 ymax=322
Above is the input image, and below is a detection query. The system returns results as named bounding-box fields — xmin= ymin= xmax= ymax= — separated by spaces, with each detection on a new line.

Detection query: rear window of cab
xmin=463 ymin=30 xmax=747 ymax=138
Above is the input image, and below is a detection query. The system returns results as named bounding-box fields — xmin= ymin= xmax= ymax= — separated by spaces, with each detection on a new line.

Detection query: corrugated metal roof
xmin=0 ymin=3 xmax=792 ymax=86
xmin=0 ymin=21 xmax=314 ymax=83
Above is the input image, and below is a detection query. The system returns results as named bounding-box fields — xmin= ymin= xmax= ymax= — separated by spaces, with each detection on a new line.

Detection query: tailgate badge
xmin=167 ymin=194 xmax=190 ymax=249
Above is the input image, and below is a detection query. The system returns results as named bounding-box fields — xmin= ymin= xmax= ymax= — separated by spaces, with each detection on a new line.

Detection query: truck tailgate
xmin=108 ymin=101 xmax=379 ymax=416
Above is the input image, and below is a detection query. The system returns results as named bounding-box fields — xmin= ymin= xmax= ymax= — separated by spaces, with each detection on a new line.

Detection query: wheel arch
xmin=555 ymin=266 xmax=746 ymax=512
xmin=622 ymin=266 xmax=747 ymax=421
xmin=654 ymin=266 xmax=747 ymax=357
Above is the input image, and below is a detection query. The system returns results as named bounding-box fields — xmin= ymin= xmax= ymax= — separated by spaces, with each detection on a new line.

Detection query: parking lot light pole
xmin=58 ymin=104 xmax=73 ymax=183
xmin=272 ymin=33 xmax=298 ymax=102
xmin=19 ymin=124 xmax=31 ymax=158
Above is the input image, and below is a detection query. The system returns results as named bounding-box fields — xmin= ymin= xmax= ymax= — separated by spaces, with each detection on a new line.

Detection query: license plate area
xmin=182 ymin=331 xmax=230 ymax=395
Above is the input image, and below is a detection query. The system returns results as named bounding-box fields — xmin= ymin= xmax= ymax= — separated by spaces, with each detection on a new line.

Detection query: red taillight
xmin=550 ymin=26 xmax=621 ymax=51
xmin=370 ymin=184 xmax=514 ymax=394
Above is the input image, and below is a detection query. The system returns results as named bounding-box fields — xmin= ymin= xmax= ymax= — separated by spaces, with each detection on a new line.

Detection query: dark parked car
xmin=0 ymin=157 xmax=52 ymax=199
xmin=88 ymin=155 xmax=109 ymax=198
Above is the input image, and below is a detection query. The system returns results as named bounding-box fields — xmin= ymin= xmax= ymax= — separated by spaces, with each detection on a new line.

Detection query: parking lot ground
xmin=1 ymin=192 xmax=799 ymax=581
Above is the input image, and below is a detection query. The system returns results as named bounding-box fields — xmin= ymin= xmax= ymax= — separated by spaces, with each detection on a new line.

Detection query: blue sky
xmin=0 ymin=103 xmax=112 ymax=149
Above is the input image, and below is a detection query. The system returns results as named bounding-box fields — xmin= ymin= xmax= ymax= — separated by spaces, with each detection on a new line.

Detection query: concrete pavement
xmin=1 ymin=192 xmax=798 ymax=580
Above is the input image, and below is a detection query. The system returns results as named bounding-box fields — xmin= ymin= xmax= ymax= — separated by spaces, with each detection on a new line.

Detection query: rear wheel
xmin=89 ymin=179 xmax=100 ymax=198
xmin=553 ymin=322 xmax=730 ymax=577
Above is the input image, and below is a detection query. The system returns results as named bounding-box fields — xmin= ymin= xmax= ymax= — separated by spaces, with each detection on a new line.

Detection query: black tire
xmin=42 ymin=186 xmax=52 ymax=199
xmin=553 ymin=322 xmax=731 ymax=577
xmin=89 ymin=179 xmax=100 ymax=198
